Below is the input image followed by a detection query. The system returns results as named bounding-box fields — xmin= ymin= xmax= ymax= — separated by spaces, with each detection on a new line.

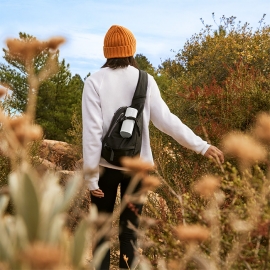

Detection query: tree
xmin=0 ymin=32 xmax=84 ymax=141
xmin=157 ymin=15 xmax=270 ymax=136
xmin=174 ymin=15 xmax=270 ymax=88
xmin=135 ymin=54 xmax=155 ymax=75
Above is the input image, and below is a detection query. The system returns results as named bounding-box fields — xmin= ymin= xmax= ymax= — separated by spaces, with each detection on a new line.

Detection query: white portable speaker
xmin=120 ymin=107 xmax=138 ymax=138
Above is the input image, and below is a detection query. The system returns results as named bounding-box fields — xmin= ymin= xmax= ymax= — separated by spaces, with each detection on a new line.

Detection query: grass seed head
xmin=175 ymin=224 xmax=210 ymax=242
xmin=0 ymin=87 xmax=7 ymax=98
xmin=27 ymin=125 xmax=43 ymax=141
xmin=167 ymin=260 xmax=180 ymax=270
xmin=6 ymin=39 xmax=47 ymax=61
xmin=19 ymin=242 xmax=62 ymax=269
xmin=222 ymin=132 xmax=266 ymax=164
xmin=230 ymin=218 xmax=253 ymax=233
xmin=193 ymin=175 xmax=220 ymax=198
xmin=253 ymin=112 xmax=270 ymax=142
xmin=141 ymin=175 xmax=161 ymax=191
xmin=137 ymin=248 xmax=143 ymax=255
xmin=47 ymin=37 xmax=66 ymax=50
xmin=121 ymin=156 xmax=155 ymax=174
xmin=6 ymin=36 xmax=65 ymax=62
xmin=123 ymin=254 xmax=129 ymax=263
xmin=8 ymin=115 xmax=43 ymax=144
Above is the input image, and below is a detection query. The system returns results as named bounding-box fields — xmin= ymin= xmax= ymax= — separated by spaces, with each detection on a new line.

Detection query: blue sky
xmin=0 ymin=0 xmax=269 ymax=78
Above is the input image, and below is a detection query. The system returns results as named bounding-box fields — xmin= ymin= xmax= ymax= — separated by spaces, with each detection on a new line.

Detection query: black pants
xmin=91 ymin=167 xmax=143 ymax=270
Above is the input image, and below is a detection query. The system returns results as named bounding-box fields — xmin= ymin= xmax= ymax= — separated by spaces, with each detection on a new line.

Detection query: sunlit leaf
xmin=9 ymin=171 xmax=39 ymax=242
xmin=0 ymin=195 xmax=9 ymax=216
xmin=70 ymin=219 xmax=89 ymax=268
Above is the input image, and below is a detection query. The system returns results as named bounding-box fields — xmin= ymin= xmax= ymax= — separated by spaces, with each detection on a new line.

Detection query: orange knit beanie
xmin=103 ymin=25 xmax=136 ymax=59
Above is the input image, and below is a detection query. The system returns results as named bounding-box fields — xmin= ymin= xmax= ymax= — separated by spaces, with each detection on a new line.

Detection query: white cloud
xmin=61 ymin=31 xmax=104 ymax=61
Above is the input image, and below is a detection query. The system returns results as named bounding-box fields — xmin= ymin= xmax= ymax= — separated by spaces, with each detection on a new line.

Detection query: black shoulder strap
xmin=130 ymin=70 xmax=148 ymax=114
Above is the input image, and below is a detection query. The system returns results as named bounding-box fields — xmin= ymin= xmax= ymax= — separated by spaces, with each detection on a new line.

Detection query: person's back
xmin=82 ymin=25 xmax=224 ymax=270
xmin=84 ymin=66 xmax=140 ymax=138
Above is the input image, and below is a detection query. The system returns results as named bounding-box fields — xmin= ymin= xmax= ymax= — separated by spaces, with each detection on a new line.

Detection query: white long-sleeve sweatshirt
xmin=82 ymin=66 xmax=210 ymax=190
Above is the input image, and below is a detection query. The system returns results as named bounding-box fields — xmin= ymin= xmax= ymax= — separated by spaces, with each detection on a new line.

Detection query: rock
xmin=35 ymin=157 xmax=62 ymax=176
xmin=39 ymin=140 xmax=80 ymax=170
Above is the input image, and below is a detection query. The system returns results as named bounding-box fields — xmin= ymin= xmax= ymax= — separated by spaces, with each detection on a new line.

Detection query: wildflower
xmin=121 ymin=156 xmax=155 ymax=174
xmin=193 ymin=175 xmax=220 ymax=198
xmin=222 ymin=132 xmax=266 ymax=164
xmin=175 ymin=224 xmax=210 ymax=242
xmin=141 ymin=175 xmax=160 ymax=191
xmin=19 ymin=242 xmax=62 ymax=269
xmin=167 ymin=260 xmax=180 ymax=270
xmin=253 ymin=112 xmax=270 ymax=142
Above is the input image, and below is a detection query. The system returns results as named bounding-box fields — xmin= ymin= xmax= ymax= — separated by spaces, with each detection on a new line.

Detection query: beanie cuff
xmin=103 ymin=44 xmax=136 ymax=59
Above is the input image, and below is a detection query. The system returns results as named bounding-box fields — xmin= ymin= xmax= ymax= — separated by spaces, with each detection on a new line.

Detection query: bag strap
xmin=130 ymin=70 xmax=148 ymax=114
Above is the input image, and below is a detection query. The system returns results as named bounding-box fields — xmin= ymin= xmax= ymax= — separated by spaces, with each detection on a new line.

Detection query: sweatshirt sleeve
xmin=149 ymin=77 xmax=210 ymax=155
xmin=82 ymin=77 xmax=103 ymax=190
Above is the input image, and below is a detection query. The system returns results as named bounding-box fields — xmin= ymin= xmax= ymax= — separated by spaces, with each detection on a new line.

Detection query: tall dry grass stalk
xmin=0 ymin=36 xmax=99 ymax=270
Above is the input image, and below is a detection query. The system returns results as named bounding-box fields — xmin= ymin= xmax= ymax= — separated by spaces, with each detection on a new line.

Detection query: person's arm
xmin=149 ymin=77 xmax=224 ymax=163
xmin=82 ymin=78 xmax=103 ymax=191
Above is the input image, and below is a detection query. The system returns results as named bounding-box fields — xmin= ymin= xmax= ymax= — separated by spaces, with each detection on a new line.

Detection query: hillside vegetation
xmin=0 ymin=15 xmax=270 ymax=269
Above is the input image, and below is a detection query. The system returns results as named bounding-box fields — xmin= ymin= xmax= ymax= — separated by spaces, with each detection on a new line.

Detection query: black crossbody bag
xmin=101 ymin=70 xmax=148 ymax=166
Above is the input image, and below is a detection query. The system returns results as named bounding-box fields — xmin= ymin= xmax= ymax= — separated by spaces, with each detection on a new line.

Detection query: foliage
xmin=175 ymin=14 xmax=270 ymax=87
xmin=66 ymin=111 xmax=83 ymax=157
xmin=36 ymin=65 xmax=83 ymax=142
xmin=155 ymin=14 xmax=270 ymax=140
xmin=143 ymin=15 xmax=270 ymax=269
xmin=135 ymin=54 xmax=156 ymax=75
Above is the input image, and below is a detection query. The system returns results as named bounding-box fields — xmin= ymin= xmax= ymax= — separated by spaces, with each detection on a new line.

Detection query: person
xmin=82 ymin=25 xmax=224 ymax=270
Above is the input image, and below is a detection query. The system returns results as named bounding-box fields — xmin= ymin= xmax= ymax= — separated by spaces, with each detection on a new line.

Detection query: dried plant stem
xmin=243 ymin=260 xmax=252 ymax=270
xmin=255 ymin=235 xmax=262 ymax=256
xmin=209 ymin=199 xmax=221 ymax=267
xmin=191 ymin=251 xmax=218 ymax=270
xmin=263 ymin=226 xmax=270 ymax=270
xmin=179 ymin=245 xmax=217 ymax=270
xmin=224 ymin=233 xmax=248 ymax=270
xmin=155 ymin=170 xmax=186 ymax=225
xmin=25 ymin=61 xmax=39 ymax=122
xmin=243 ymin=174 xmax=261 ymax=226
xmin=179 ymin=243 xmax=197 ymax=270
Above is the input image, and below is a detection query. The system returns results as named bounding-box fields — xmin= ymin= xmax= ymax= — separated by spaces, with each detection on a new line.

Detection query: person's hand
xmin=90 ymin=189 xmax=104 ymax=198
xmin=204 ymin=145 xmax=224 ymax=165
